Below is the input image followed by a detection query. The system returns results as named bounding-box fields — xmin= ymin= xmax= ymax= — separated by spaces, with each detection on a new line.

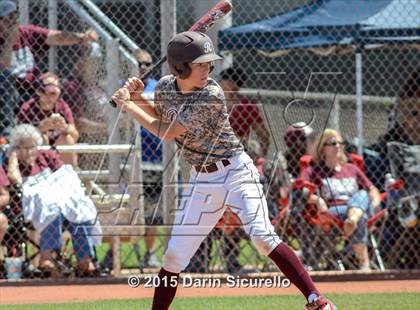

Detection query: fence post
xmin=48 ymin=0 xmax=58 ymax=72
xmin=356 ymin=52 xmax=364 ymax=156
xmin=18 ymin=0 xmax=29 ymax=25
xmin=161 ymin=0 xmax=177 ymax=241
xmin=329 ymin=97 xmax=341 ymax=132
xmin=106 ymin=38 xmax=122 ymax=276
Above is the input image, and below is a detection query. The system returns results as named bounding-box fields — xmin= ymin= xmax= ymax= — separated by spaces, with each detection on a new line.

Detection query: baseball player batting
xmin=111 ymin=32 xmax=337 ymax=310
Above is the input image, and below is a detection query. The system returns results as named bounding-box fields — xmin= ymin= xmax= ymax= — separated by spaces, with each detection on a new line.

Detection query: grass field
xmin=1 ymin=292 xmax=419 ymax=310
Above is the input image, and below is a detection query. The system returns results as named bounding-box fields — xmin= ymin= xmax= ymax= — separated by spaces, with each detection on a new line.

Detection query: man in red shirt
xmin=219 ymin=68 xmax=270 ymax=156
xmin=0 ymin=0 xmax=98 ymax=100
xmin=18 ymin=72 xmax=79 ymax=167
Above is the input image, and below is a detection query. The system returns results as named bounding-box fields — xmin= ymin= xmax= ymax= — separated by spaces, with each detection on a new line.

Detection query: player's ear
xmin=175 ymin=63 xmax=191 ymax=80
xmin=209 ymin=61 xmax=215 ymax=73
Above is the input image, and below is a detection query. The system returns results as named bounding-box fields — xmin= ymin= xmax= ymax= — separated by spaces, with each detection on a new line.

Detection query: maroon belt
xmin=195 ymin=159 xmax=231 ymax=173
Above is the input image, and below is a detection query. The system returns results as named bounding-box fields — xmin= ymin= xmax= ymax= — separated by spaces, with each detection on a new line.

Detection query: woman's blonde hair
xmin=311 ymin=128 xmax=347 ymax=164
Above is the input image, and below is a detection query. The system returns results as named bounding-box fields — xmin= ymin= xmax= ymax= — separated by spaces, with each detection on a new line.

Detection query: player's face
xmin=189 ymin=62 xmax=211 ymax=88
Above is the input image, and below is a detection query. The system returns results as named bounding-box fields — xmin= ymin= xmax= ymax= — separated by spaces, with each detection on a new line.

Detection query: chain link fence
xmin=0 ymin=0 xmax=418 ymax=280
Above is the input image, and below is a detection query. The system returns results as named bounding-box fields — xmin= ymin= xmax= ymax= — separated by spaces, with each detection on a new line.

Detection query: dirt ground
xmin=1 ymin=280 xmax=419 ymax=304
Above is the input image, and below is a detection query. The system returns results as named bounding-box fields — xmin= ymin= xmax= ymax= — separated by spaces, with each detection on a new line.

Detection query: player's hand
xmin=124 ymin=77 xmax=144 ymax=101
xmin=111 ymin=87 xmax=131 ymax=108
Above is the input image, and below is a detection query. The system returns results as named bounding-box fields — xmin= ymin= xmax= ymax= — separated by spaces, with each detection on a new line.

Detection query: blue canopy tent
xmin=218 ymin=0 xmax=420 ymax=154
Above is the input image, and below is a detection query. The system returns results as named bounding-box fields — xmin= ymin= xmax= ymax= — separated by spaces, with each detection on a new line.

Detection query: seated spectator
xmin=4 ymin=124 xmax=99 ymax=276
xmin=368 ymin=69 xmax=419 ymax=268
xmin=0 ymin=36 xmax=20 ymax=138
xmin=300 ymin=129 xmax=381 ymax=270
xmin=219 ymin=67 xmax=270 ymax=156
xmin=17 ymin=72 xmax=79 ymax=167
xmin=0 ymin=0 xmax=98 ymax=101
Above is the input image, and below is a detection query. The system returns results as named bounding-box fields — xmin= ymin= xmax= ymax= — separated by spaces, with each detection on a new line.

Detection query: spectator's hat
xmin=37 ymin=72 xmax=60 ymax=93
xmin=0 ymin=0 xmax=17 ymax=18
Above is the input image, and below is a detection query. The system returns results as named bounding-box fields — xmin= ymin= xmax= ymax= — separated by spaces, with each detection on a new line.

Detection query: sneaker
xmin=0 ymin=261 xmax=5 ymax=279
xmin=142 ymin=251 xmax=160 ymax=268
xmin=22 ymin=262 xmax=42 ymax=278
xmin=359 ymin=263 xmax=371 ymax=271
xmin=306 ymin=294 xmax=337 ymax=310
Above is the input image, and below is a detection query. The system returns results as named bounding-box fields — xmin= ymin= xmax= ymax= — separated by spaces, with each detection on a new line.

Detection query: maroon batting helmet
xmin=284 ymin=122 xmax=314 ymax=149
xmin=167 ymin=31 xmax=222 ymax=79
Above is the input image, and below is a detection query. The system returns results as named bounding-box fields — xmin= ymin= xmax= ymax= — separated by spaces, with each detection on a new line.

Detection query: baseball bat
xmin=109 ymin=0 xmax=232 ymax=107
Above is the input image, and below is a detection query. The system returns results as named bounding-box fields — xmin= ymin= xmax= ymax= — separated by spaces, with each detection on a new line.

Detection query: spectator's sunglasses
xmin=138 ymin=60 xmax=152 ymax=67
xmin=324 ymin=140 xmax=346 ymax=147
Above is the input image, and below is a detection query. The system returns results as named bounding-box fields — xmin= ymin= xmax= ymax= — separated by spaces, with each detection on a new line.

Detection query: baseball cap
xmin=0 ymin=1 xmax=17 ymax=18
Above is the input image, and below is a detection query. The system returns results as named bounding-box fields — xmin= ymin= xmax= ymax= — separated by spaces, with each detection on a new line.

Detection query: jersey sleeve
xmin=22 ymin=25 xmax=50 ymax=54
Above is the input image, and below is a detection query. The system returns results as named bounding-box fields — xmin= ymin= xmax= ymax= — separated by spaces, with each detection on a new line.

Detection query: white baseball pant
xmin=163 ymin=151 xmax=282 ymax=273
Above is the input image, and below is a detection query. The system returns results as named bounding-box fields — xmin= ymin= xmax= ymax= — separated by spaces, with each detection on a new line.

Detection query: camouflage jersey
xmin=154 ymin=75 xmax=244 ymax=166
